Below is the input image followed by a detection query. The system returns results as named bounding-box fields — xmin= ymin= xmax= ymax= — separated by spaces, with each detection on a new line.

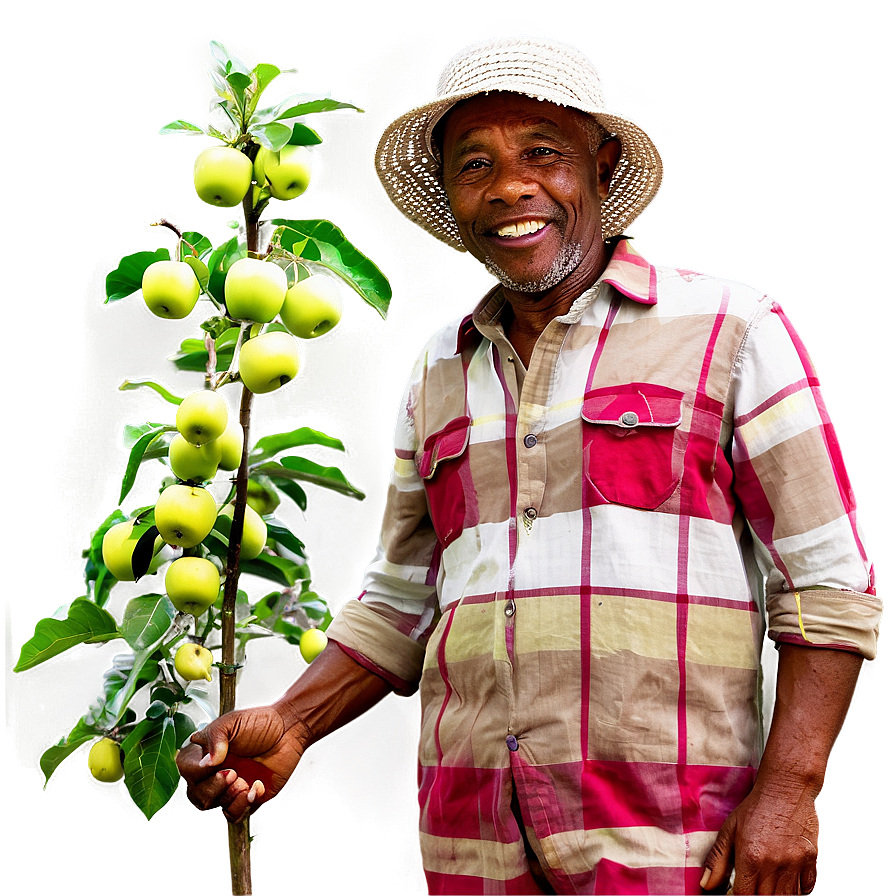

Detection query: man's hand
xmin=176 ymin=705 xmax=306 ymax=823
xmin=701 ymin=775 xmax=819 ymax=894
xmin=701 ymin=643 xmax=863 ymax=895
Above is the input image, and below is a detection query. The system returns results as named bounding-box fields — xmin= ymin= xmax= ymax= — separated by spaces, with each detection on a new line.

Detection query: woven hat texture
xmin=375 ymin=38 xmax=663 ymax=251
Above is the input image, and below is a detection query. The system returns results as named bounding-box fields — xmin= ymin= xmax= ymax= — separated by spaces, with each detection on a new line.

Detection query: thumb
xmin=701 ymin=816 xmax=735 ymax=893
xmin=190 ymin=721 xmax=231 ymax=769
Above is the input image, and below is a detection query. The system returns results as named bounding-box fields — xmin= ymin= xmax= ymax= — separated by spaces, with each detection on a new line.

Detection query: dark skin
xmin=177 ymin=92 xmax=864 ymax=894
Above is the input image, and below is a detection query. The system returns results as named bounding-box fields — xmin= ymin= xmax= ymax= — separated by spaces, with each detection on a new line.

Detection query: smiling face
xmin=439 ymin=92 xmax=619 ymax=305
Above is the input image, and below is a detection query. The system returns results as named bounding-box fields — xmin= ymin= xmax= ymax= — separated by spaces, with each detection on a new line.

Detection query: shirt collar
xmin=457 ymin=238 xmax=658 ymax=353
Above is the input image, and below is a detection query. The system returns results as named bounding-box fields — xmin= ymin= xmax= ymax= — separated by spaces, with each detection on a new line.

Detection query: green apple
xmin=88 ymin=737 xmax=124 ymax=782
xmin=142 ymin=260 xmax=201 ymax=319
xmin=155 ymin=484 xmax=218 ymax=548
xmin=218 ymin=503 xmax=267 ymax=560
xmin=169 ymin=433 xmax=223 ymax=482
xmin=281 ymin=274 xmax=344 ymax=339
xmin=258 ymin=144 xmax=313 ymax=200
xmin=224 ymin=257 xmax=288 ymax=323
xmin=102 ymin=520 xmax=164 ymax=581
xmin=299 ymin=628 xmax=328 ymax=663
xmin=193 ymin=146 xmax=253 ymax=207
xmin=166 ymin=556 xmax=221 ymax=615
xmin=247 ymin=479 xmax=280 ymax=515
xmin=174 ymin=642 xmax=215 ymax=681
xmin=238 ymin=331 xmax=300 ymax=393
xmin=176 ymin=389 xmax=229 ymax=445
xmin=216 ymin=420 xmax=244 ymax=471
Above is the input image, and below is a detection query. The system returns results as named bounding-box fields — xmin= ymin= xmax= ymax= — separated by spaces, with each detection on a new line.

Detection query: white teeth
xmin=495 ymin=220 xmax=547 ymax=238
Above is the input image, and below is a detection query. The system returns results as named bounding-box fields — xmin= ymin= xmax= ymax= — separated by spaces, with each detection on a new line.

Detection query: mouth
xmin=489 ymin=219 xmax=549 ymax=240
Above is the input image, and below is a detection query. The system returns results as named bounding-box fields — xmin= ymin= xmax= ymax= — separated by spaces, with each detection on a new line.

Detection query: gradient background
xmin=4 ymin=1 xmax=892 ymax=893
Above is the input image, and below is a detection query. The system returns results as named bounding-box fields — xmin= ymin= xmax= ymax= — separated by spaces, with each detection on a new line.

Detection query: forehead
xmin=439 ymin=92 xmax=590 ymax=151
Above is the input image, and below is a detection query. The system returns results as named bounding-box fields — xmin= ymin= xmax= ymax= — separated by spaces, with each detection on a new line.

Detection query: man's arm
xmin=176 ymin=642 xmax=392 ymax=823
xmin=701 ymin=643 xmax=863 ymax=894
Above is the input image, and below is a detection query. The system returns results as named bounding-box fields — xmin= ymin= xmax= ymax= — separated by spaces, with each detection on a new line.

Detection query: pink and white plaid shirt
xmin=327 ymin=238 xmax=880 ymax=895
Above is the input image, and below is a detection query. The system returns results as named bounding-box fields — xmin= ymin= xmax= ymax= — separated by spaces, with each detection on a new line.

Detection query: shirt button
xmin=504 ymin=600 xmax=515 ymax=617
xmin=506 ymin=735 xmax=519 ymax=752
xmin=524 ymin=507 xmax=538 ymax=521
xmin=620 ymin=411 xmax=639 ymax=427
xmin=523 ymin=434 xmax=537 ymax=448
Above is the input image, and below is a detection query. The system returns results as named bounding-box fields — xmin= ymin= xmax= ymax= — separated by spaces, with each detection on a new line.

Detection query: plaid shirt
xmin=327 ymin=239 xmax=880 ymax=894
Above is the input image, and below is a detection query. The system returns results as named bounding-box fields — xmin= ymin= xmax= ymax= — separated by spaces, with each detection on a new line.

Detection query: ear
xmin=596 ymin=137 xmax=622 ymax=201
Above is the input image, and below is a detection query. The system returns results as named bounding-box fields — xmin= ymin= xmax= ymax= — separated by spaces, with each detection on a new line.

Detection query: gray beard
xmin=483 ymin=240 xmax=583 ymax=293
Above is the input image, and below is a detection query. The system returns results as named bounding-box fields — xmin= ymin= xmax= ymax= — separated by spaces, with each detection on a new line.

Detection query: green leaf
xmin=179 ymin=231 xmax=213 ymax=260
xmin=105 ymin=249 xmax=170 ymax=303
xmin=122 ymin=716 xmax=180 ymax=819
xmin=173 ymin=711 xmax=197 ymax=748
xmin=253 ymin=63 xmax=280 ymax=90
xmin=271 ymin=219 xmax=390 ymax=319
xmin=264 ymin=519 xmax=306 ymax=557
xmin=241 ymin=553 xmax=304 ymax=587
xmin=249 ymin=121 xmax=293 ymax=152
xmin=121 ymin=595 xmax=175 ymax=651
xmin=206 ymin=67 xmax=232 ymax=100
xmin=257 ymin=457 xmax=365 ymax=500
xmin=227 ymin=71 xmax=252 ymax=93
xmin=249 ymin=426 xmax=344 ymax=464
xmin=39 ymin=718 xmax=101 ymax=784
xmin=183 ymin=256 xmax=210 ymax=290
xmin=207 ymin=123 xmax=232 ymax=142
xmin=120 ymin=424 xmax=176 ymax=505
xmin=251 ymin=591 xmax=282 ymax=622
xmin=119 ymin=380 xmax=184 ymax=406
xmin=273 ymin=97 xmax=363 ymax=121
xmin=288 ymin=123 xmax=323 ymax=146
xmin=83 ymin=509 xmax=127 ymax=606
xmin=208 ymin=40 xmax=249 ymax=75
xmin=99 ymin=637 xmax=164 ymax=728
xmin=145 ymin=699 xmax=168 ymax=720
xmin=206 ymin=235 xmax=242 ymax=304
xmin=268 ymin=476 xmax=307 ymax=511
xmin=272 ymin=616 xmax=305 ymax=643
xmin=14 ymin=598 xmax=121 ymax=672
xmin=159 ymin=120 xmax=205 ymax=136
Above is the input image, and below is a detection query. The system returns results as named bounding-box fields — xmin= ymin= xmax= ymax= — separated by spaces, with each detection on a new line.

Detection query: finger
xmin=176 ymin=743 xmax=219 ymax=785
xmin=701 ymin=820 xmax=736 ymax=892
xmin=800 ymin=860 xmax=818 ymax=894
xmin=220 ymin=779 xmax=256 ymax=824
xmin=186 ymin=768 xmax=238 ymax=811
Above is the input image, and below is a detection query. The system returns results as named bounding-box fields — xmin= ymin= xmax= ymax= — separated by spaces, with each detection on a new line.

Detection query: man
xmin=177 ymin=38 xmax=881 ymax=895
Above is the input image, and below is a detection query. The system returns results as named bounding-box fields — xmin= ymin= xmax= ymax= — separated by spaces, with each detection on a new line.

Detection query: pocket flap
xmin=582 ymin=383 xmax=683 ymax=428
xmin=416 ymin=416 xmax=472 ymax=480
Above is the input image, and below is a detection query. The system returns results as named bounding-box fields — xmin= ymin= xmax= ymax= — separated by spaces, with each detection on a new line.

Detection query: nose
xmin=485 ymin=158 xmax=538 ymax=205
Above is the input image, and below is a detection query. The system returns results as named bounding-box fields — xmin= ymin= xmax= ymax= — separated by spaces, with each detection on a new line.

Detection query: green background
xmin=4 ymin=2 xmax=892 ymax=894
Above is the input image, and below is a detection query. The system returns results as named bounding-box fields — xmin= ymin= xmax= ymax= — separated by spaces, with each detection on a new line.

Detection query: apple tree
xmin=13 ymin=40 xmax=390 ymax=895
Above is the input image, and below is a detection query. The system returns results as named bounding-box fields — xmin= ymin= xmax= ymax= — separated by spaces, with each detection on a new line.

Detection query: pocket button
xmin=620 ymin=411 xmax=639 ymax=427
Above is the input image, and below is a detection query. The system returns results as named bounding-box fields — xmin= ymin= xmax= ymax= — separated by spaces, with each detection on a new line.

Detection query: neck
xmin=501 ymin=238 xmax=614 ymax=366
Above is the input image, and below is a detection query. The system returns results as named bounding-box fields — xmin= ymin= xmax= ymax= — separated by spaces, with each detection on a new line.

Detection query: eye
xmin=528 ymin=146 xmax=559 ymax=161
xmin=460 ymin=157 xmax=490 ymax=173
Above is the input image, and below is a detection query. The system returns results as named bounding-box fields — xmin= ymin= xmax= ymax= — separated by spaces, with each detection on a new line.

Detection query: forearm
xmin=272 ymin=641 xmax=393 ymax=748
xmin=757 ymin=643 xmax=863 ymax=793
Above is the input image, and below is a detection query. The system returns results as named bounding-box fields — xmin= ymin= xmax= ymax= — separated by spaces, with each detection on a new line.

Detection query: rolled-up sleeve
xmin=730 ymin=298 xmax=881 ymax=658
xmin=326 ymin=348 xmax=441 ymax=693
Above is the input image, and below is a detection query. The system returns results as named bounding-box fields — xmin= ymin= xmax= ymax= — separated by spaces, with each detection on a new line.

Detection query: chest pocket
xmin=582 ymin=383 xmax=685 ymax=510
xmin=415 ymin=415 xmax=473 ymax=548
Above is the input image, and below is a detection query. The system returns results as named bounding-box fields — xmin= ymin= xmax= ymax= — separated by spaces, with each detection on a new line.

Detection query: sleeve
xmin=730 ymin=299 xmax=881 ymax=659
xmin=325 ymin=348 xmax=441 ymax=695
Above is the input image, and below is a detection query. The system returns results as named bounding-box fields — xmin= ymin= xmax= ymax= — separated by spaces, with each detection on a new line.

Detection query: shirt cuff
xmin=326 ymin=599 xmax=427 ymax=695
xmin=767 ymin=588 xmax=882 ymax=659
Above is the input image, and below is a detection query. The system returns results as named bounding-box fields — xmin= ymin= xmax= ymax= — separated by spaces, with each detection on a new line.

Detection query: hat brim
xmin=375 ymin=88 xmax=663 ymax=252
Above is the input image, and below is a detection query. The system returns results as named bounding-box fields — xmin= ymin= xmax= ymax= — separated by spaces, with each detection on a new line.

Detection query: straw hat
xmin=375 ymin=37 xmax=663 ymax=252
